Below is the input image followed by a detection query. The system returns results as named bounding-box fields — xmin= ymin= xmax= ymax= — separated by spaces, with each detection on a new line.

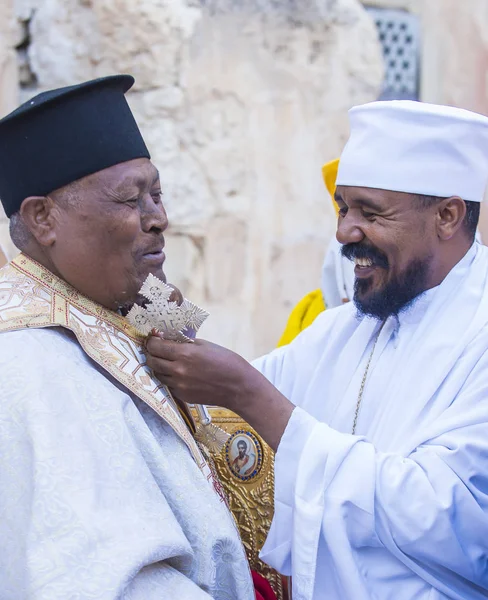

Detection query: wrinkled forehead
xmin=84 ymin=157 xmax=159 ymax=191
xmin=48 ymin=158 xmax=161 ymax=211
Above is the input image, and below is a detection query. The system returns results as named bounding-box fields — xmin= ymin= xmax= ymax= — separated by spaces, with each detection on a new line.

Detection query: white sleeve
xmin=261 ymin=360 xmax=488 ymax=597
xmin=252 ymin=345 xmax=289 ymax=387
xmin=252 ymin=309 xmax=339 ymax=395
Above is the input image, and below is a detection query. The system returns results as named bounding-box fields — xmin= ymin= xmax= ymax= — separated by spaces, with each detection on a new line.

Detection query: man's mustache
xmin=341 ymin=242 xmax=389 ymax=269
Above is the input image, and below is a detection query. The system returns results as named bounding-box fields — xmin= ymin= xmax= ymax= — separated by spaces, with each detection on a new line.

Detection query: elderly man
xmin=0 ymin=75 xmax=254 ymax=599
xmin=146 ymin=101 xmax=488 ymax=599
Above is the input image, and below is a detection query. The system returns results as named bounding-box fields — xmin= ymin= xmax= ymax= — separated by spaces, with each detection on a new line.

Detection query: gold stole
xmin=0 ymin=253 xmax=221 ymax=497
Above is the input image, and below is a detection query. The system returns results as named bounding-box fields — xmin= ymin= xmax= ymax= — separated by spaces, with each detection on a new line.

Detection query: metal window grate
xmin=366 ymin=7 xmax=420 ymax=101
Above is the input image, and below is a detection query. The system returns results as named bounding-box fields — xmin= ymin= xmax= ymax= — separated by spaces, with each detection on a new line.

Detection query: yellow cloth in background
xmin=277 ymin=159 xmax=340 ymax=347
xmin=322 ymin=158 xmax=340 ymax=216
xmin=277 ymin=289 xmax=326 ymax=347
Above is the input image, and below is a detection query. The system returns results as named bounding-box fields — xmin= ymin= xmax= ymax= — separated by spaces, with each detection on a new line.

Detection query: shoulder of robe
xmin=0 ymin=327 xmax=77 ymax=363
xmin=254 ymin=302 xmax=358 ymax=377
xmin=287 ymin=299 xmax=357 ymax=351
xmin=0 ymin=328 xmax=128 ymax=435
xmin=0 ymin=328 xmax=93 ymax=397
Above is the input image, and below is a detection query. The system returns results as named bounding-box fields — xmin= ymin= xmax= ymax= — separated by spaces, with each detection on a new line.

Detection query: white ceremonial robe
xmin=321 ymin=237 xmax=355 ymax=308
xmin=0 ymin=327 xmax=253 ymax=600
xmin=255 ymin=242 xmax=488 ymax=600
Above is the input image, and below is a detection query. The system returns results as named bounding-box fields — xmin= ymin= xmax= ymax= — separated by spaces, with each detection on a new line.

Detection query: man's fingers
xmin=145 ymin=353 xmax=175 ymax=377
xmin=145 ymin=335 xmax=182 ymax=360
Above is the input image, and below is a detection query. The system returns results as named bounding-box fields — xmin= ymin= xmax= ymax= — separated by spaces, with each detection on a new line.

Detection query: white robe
xmin=321 ymin=237 xmax=355 ymax=308
xmin=255 ymin=242 xmax=488 ymax=600
xmin=0 ymin=326 xmax=253 ymax=600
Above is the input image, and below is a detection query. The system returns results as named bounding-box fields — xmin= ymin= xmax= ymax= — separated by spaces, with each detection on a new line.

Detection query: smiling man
xmin=335 ymin=184 xmax=478 ymax=321
xmin=145 ymin=101 xmax=488 ymax=599
xmin=0 ymin=76 xmax=253 ymax=599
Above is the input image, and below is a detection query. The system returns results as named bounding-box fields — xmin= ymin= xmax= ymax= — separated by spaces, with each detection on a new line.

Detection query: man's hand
xmin=145 ymin=336 xmax=253 ymax=411
xmin=144 ymin=335 xmax=295 ymax=451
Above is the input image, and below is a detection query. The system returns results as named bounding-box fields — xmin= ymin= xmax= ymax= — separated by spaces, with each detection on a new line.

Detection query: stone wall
xmin=0 ymin=0 xmax=383 ymax=358
xmin=364 ymin=0 xmax=488 ymax=242
xmin=364 ymin=0 xmax=488 ymax=112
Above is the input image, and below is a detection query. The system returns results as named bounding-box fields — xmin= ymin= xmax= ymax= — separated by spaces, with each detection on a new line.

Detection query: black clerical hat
xmin=0 ymin=74 xmax=150 ymax=217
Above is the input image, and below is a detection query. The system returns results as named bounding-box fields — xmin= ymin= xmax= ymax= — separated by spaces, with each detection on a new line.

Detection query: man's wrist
xmin=232 ymin=368 xmax=295 ymax=452
xmin=232 ymin=366 xmax=272 ymax=416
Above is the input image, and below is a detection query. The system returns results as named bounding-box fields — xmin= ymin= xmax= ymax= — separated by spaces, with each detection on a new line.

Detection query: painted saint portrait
xmin=225 ymin=430 xmax=263 ymax=481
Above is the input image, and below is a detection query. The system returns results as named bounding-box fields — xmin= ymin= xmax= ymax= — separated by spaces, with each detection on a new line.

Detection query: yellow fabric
xmin=277 ymin=289 xmax=326 ymax=347
xmin=277 ymin=158 xmax=340 ymax=347
xmin=322 ymin=158 xmax=340 ymax=216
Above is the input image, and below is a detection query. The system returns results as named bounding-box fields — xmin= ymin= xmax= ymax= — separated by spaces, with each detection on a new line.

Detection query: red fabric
xmin=252 ymin=570 xmax=277 ymax=600
xmin=281 ymin=575 xmax=290 ymax=599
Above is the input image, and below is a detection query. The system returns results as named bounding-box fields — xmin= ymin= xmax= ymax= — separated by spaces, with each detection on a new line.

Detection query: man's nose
xmin=336 ymin=212 xmax=364 ymax=246
xmin=141 ymin=195 xmax=168 ymax=233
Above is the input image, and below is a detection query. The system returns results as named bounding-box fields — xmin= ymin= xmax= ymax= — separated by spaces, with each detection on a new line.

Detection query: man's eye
xmin=151 ymin=191 xmax=162 ymax=203
xmin=361 ymin=209 xmax=376 ymax=220
xmin=338 ymin=207 xmax=348 ymax=218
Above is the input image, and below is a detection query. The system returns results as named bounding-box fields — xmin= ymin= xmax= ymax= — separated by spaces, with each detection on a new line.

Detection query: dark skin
xmin=237 ymin=442 xmax=247 ymax=459
xmin=145 ymin=334 xmax=294 ymax=451
xmin=334 ymin=186 xmax=469 ymax=301
xmin=20 ymin=157 xmax=169 ymax=311
xmin=145 ymin=186 xmax=472 ymax=452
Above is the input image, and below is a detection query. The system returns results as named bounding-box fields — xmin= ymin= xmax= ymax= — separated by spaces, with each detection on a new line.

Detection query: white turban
xmin=336 ymin=100 xmax=488 ymax=202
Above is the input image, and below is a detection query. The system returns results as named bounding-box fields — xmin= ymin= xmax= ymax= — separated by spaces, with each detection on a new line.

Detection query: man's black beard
xmin=341 ymin=242 xmax=431 ymax=320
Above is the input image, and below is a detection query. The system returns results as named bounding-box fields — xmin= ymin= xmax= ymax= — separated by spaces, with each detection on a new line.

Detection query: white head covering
xmin=336 ymin=100 xmax=488 ymax=202
xmin=321 ymin=238 xmax=355 ymax=309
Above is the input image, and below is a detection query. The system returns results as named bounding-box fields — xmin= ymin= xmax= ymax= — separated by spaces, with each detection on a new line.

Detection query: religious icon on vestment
xmin=225 ymin=430 xmax=263 ymax=482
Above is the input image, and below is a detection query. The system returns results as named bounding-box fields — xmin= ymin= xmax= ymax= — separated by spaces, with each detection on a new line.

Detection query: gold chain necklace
xmin=351 ymin=321 xmax=386 ymax=435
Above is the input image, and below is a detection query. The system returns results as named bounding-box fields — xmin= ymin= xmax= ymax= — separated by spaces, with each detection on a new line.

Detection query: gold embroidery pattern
xmin=0 ymin=255 xmax=219 ymax=492
xmin=194 ymin=407 xmax=285 ymax=600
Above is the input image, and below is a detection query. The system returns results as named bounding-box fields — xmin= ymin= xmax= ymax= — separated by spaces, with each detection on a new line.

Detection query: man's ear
xmin=19 ymin=195 xmax=58 ymax=247
xmin=435 ymin=196 xmax=467 ymax=241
